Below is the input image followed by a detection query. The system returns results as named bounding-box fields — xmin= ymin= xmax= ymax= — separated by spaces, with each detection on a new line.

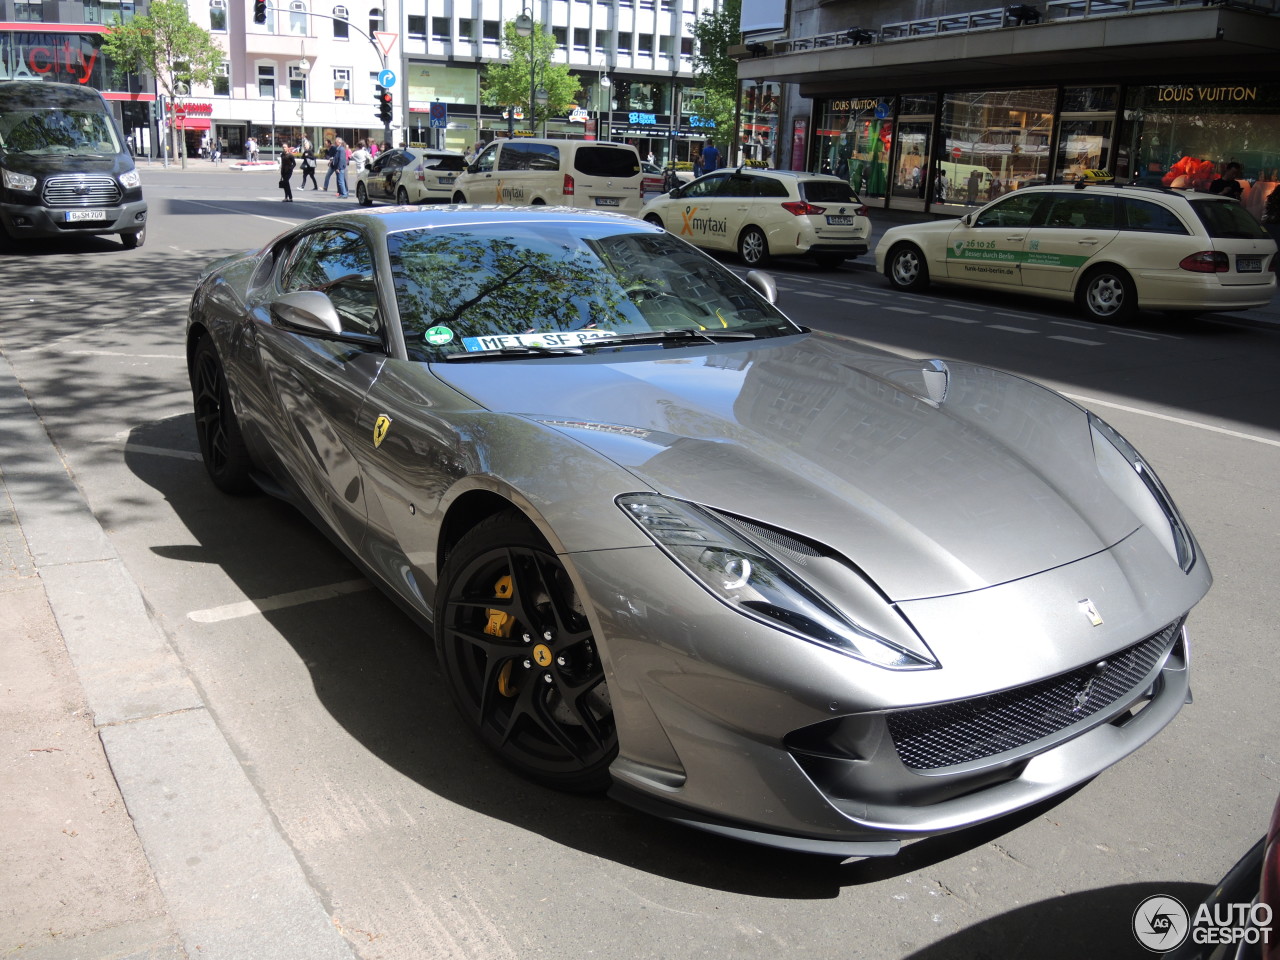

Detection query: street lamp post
xmin=514 ymin=9 xmax=537 ymax=135
xmin=296 ymin=56 xmax=310 ymax=146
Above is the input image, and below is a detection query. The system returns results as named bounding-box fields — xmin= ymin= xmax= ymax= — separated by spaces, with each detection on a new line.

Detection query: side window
xmin=474 ymin=144 xmax=499 ymax=173
xmin=498 ymin=142 xmax=527 ymax=171
xmin=1042 ymin=194 xmax=1115 ymax=229
xmin=972 ymin=193 xmax=1045 ymax=228
xmin=754 ymin=177 xmax=790 ymax=199
xmin=525 ymin=143 xmax=560 ymax=170
xmin=1122 ymin=198 xmax=1190 ymax=235
xmin=683 ymin=173 xmax=729 ymax=198
xmin=279 ymin=229 xmax=382 ymax=338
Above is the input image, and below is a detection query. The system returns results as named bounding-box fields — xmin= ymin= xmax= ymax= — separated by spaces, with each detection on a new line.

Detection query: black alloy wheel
xmin=190 ymin=337 xmax=255 ymax=494
xmin=434 ymin=510 xmax=616 ymax=792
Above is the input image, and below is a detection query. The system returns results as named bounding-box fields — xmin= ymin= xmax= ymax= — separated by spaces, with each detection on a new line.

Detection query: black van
xmin=0 ymin=80 xmax=148 ymax=248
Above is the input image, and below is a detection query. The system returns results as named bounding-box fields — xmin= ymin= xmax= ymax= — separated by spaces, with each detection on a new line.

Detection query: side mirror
xmin=744 ymin=269 xmax=777 ymax=304
xmin=960 ymin=212 xmax=974 ymax=226
xmin=270 ymin=290 xmax=343 ymax=336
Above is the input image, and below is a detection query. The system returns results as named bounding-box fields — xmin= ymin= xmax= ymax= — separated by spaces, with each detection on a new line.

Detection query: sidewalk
xmin=0 ymin=355 xmax=356 ymax=960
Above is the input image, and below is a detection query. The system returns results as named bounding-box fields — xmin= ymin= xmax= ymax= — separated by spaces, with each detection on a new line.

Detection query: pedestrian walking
xmin=279 ymin=144 xmax=295 ymax=202
xmin=321 ymin=138 xmax=336 ymax=191
xmin=299 ymin=142 xmax=318 ymax=189
xmin=246 ymin=136 xmax=258 ymax=162
xmin=701 ymin=140 xmax=720 ymax=174
xmin=333 ymin=137 xmax=350 ymax=197
xmin=351 ymin=139 xmax=371 ymax=176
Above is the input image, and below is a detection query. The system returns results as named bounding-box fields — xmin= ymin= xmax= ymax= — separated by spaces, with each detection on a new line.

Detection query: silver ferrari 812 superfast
xmin=187 ymin=205 xmax=1211 ymax=857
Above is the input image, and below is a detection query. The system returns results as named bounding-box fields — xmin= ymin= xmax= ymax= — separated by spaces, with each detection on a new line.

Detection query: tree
xmin=687 ymin=0 xmax=742 ymax=155
xmin=481 ymin=20 xmax=580 ymax=135
xmin=101 ymin=0 xmax=225 ymax=167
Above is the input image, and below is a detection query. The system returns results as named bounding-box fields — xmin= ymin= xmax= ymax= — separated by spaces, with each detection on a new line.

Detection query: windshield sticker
xmin=462 ymin=330 xmax=618 ymax=351
xmin=424 ymin=325 xmax=454 ymax=345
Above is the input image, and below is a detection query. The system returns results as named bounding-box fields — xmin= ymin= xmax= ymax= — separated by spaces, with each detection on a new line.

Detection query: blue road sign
xmin=430 ymin=101 xmax=448 ymax=129
xmin=378 ymin=68 xmax=396 ymax=88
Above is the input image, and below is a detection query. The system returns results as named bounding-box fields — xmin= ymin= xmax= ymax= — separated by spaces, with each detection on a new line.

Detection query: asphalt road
xmin=2 ymin=165 xmax=1277 ymax=960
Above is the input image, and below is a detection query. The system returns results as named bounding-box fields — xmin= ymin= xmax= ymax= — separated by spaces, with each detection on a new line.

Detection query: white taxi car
xmin=875 ymin=182 xmax=1277 ymax=321
xmin=355 ymin=148 xmax=466 ymax=206
xmin=639 ymin=168 xmax=870 ymax=269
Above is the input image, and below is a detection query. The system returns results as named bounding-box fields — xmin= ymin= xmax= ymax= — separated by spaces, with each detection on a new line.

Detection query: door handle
xmin=1077 ymin=238 xmax=1099 ymax=245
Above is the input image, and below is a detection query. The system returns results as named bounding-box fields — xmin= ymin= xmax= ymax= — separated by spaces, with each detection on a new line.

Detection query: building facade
xmin=177 ymin=0 xmax=720 ymax=162
xmin=735 ymin=0 xmax=1280 ymax=222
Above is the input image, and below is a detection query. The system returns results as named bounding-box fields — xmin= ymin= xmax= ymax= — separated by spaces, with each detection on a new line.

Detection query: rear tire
xmin=738 ymin=226 xmax=770 ymax=267
xmin=452 ymin=191 xmax=467 ymax=204
xmin=396 ymin=186 xmax=410 ymax=205
xmin=886 ymin=242 xmax=929 ymax=291
xmin=434 ymin=509 xmax=616 ymax=793
xmin=1077 ymin=265 xmax=1137 ymax=323
xmin=190 ymin=337 xmax=256 ymax=495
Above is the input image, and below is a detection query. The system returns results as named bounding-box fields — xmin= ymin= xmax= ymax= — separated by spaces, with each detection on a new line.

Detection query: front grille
xmin=887 ymin=620 xmax=1182 ymax=771
xmin=42 ymin=176 xmax=121 ymax=207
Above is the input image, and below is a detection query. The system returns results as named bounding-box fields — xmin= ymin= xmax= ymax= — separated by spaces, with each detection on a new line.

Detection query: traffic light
xmin=252 ymin=0 xmax=266 ymax=23
xmin=376 ymin=84 xmax=393 ymax=124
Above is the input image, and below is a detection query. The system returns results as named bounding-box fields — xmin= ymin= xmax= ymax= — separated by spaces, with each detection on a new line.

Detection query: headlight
xmin=119 ymin=169 xmax=141 ymax=189
xmin=1090 ymin=413 xmax=1195 ymax=572
xmin=618 ymin=493 xmax=936 ymax=669
xmin=2 ymin=168 xmax=37 ymax=192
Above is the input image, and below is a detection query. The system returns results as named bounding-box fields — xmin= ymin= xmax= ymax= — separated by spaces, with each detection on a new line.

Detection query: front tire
xmin=356 ymin=182 xmax=371 ymax=206
xmin=738 ymin=226 xmax=770 ymax=267
xmin=452 ymin=191 xmax=467 ymax=204
xmin=643 ymin=213 xmax=664 ymax=229
xmin=190 ymin=337 xmax=255 ymax=495
xmin=121 ymin=226 xmax=145 ymax=249
xmin=886 ymin=242 xmax=929 ymax=291
xmin=1077 ymin=265 xmax=1137 ymax=322
xmin=434 ymin=510 xmax=616 ymax=793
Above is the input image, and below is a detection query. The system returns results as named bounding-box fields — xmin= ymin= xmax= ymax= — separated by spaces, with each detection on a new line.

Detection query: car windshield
xmin=1188 ymin=198 xmax=1270 ymax=240
xmin=0 ymin=107 xmax=121 ymax=156
xmin=388 ymin=221 xmax=797 ymax=362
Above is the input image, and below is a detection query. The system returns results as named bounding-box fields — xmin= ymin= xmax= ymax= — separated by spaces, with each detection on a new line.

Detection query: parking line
xmin=188 ymin=579 xmax=374 ymax=623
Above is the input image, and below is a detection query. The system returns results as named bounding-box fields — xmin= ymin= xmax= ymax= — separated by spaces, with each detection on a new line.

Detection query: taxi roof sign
xmin=1079 ymin=169 xmax=1114 ymax=182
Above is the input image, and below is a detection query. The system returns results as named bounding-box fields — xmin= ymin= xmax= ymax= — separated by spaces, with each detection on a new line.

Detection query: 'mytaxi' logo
xmin=680 ymin=205 xmax=728 ymax=237
xmin=680 ymin=204 xmax=700 ymax=236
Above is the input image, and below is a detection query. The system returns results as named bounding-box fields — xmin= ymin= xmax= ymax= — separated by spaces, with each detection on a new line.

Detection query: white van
xmin=451 ymin=139 xmax=644 ymax=215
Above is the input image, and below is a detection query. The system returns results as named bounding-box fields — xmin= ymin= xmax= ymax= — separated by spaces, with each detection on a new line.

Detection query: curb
xmin=0 ymin=352 xmax=357 ymax=960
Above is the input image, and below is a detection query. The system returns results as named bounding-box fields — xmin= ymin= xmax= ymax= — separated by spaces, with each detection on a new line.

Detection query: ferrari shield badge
xmin=373 ymin=414 xmax=392 ymax=448
xmin=1078 ymin=598 xmax=1103 ymax=627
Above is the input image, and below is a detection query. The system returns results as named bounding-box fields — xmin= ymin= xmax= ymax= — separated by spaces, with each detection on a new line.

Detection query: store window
xmin=1056 ymin=86 xmax=1118 ymax=183
xmin=937 ymin=87 xmax=1056 ymax=209
xmin=814 ymin=95 xmax=893 ymax=197
xmin=1122 ymin=82 xmax=1280 ymax=223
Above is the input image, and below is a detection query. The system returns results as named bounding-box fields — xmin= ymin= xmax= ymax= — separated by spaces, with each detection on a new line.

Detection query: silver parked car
xmin=187 ymin=206 xmax=1211 ymax=856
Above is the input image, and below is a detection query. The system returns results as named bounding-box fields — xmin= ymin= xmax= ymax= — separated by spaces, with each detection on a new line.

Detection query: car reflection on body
xmin=187 ymin=206 xmax=1211 ymax=856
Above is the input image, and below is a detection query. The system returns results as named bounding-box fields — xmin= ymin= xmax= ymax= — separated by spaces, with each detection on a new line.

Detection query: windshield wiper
xmin=440 ymin=344 xmax=585 ymax=362
xmin=583 ymin=328 xmax=762 ymax=348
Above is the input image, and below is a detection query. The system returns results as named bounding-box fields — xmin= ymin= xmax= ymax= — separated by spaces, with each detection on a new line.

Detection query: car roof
xmin=1014 ymin=182 xmax=1237 ymax=203
xmin=295 ymin=205 xmax=660 ymax=239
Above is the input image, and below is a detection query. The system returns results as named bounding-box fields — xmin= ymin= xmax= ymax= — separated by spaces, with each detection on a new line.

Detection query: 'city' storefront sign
xmin=1157 ymin=85 xmax=1257 ymax=103
xmin=0 ymin=33 xmax=99 ymax=85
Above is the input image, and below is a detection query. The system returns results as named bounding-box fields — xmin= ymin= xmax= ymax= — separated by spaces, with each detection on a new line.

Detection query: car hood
xmin=431 ymin=333 xmax=1145 ymax=602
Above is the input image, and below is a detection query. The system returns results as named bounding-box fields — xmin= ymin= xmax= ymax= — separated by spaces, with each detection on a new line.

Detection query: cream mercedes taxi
xmin=640 ymin=167 xmax=871 ymax=269
xmin=875 ymin=181 xmax=1277 ymax=321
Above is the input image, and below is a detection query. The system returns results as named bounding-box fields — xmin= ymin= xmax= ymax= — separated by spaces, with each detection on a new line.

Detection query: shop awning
xmin=176 ymin=118 xmax=211 ymax=130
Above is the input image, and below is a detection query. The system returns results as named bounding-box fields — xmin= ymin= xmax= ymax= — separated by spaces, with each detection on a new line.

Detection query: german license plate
xmin=1237 ymin=256 xmax=1261 ymax=273
xmin=65 ymin=209 xmax=108 ymax=222
xmin=594 ymin=197 xmax=620 ymax=206
xmin=437 ymin=175 xmax=455 ymax=184
xmin=826 ymin=215 xmax=855 ymax=225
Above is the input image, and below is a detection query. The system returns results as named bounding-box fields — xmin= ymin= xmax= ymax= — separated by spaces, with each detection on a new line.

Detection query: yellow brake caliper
xmin=485 ymin=575 xmax=519 ymax=697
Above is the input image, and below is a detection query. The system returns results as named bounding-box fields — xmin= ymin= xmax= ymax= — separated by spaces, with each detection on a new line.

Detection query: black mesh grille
xmin=887 ymin=620 xmax=1182 ymax=771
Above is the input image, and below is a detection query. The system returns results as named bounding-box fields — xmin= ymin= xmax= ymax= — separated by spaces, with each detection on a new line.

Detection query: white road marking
xmin=939 ymin=315 xmax=982 ymax=323
xmin=1108 ymin=330 xmax=1162 ymax=340
xmin=188 ymin=579 xmax=374 ymax=623
xmin=1048 ymin=335 xmax=1104 ymax=346
xmin=837 ymin=298 xmax=875 ymax=305
xmin=793 ymin=290 xmax=832 ymax=298
xmin=988 ymin=325 xmax=1036 ymax=334
xmin=122 ymin=444 xmax=203 ymax=461
xmin=1064 ymin=393 xmax=1280 ymax=448
xmin=885 ymin=306 xmax=926 ymax=314
xmin=62 ymin=350 xmax=184 ymax=359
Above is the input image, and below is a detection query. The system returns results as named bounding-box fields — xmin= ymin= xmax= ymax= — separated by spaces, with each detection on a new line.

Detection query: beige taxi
xmin=639 ymin=168 xmax=871 ymax=269
xmin=875 ymin=182 xmax=1277 ymax=321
